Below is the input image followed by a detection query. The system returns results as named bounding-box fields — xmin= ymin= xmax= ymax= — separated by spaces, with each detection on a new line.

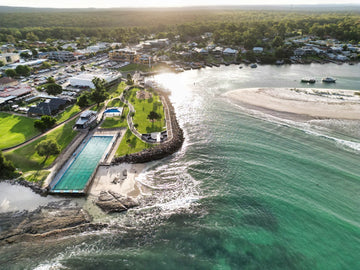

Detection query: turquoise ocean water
xmin=1 ymin=64 xmax=360 ymax=269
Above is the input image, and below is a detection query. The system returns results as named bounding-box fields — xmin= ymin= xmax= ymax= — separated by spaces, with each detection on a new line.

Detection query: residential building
xmin=0 ymin=53 xmax=20 ymax=64
xmin=109 ymin=48 xmax=139 ymax=63
xmin=253 ymin=47 xmax=264 ymax=53
xmin=27 ymin=97 xmax=71 ymax=116
xmin=223 ymin=48 xmax=238 ymax=56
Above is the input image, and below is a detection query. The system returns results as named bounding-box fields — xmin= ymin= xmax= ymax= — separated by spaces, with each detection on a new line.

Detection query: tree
xmin=26 ymin=32 xmax=39 ymax=42
xmin=39 ymin=62 xmax=51 ymax=70
xmin=46 ymin=77 xmax=56 ymax=84
xmin=126 ymin=73 xmax=133 ymax=85
xmin=35 ymin=139 xmax=60 ymax=163
xmin=31 ymin=49 xmax=38 ymax=58
xmin=5 ymin=69 xmax=17 ymax=78
xmin=272 ymin=36 xmax=284 ymax=48
xmin=15 ymin=65 xmax=31 ymax=77
xmin=90 ymin=77 xmax=108 ymax=106
xmin=45 ymin=83 xmax=62 ymax=96
xmin=80 ymin=65 xmax=85 ymax=71
xmin=77 ymin=93 xmax=90 ymax=108
xmin=0 ymin=60 xmax=4 ymax=67
xmin=147 ymin=111 xmax=161 ymax=121
xmin=34 ymin=115 xmax=57 ymax=132
xmin=0 ymin=151 xmax=15 ymax=179
xmin=20 ymin=52 xmax=31 ymax=59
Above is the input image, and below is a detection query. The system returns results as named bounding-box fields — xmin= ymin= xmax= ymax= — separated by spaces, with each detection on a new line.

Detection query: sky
xmin=1 ymin=0 xmax=359 ymax=9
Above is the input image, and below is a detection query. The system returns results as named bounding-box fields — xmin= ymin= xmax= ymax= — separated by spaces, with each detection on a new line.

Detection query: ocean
xmin=1 ymin=63 xmax=360 ymax=269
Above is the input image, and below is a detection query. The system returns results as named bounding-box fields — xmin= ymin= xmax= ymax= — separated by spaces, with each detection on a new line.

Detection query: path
xmin=120 ymin=84 xmax=172 ymax=144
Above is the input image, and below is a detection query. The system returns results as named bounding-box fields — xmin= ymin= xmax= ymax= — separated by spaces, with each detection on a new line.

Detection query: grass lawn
xmin=5 ymin=119 xmax=78 ymax=172
xmin=56 ymin=104 xmax=81 ymax=123
xmin=107 ymin=98 xmax=124 ymax=108
xmin=108 ymin=81 xmax=127 ymax=98
xmin=93 ymin=103 xmax=105 ymax=112
xmin=0 ymin=112 xmax=40 ymax=149
xmin=126 ymin=88 xmax=166 ymax=134
xmin=101 ymin=106 xmax=128 ymax=129
xmin=119 ymin=63 xmax=152 ymax=72
xmin=115 ymin=128 xmax=152 ymax=157
xmin=23 ymin=170 xmax=50 ymax=184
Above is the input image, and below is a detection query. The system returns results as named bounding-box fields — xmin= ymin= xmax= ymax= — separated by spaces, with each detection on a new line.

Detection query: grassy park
xmin=116 ymin=128 xmax=152 ymax=156
xmin=126 ymin=88 xmax=166 ymax=134
xmin=56 ymin=104 xmax=81 ymax=123
xmin=5 ymin=119 xmax=78 ymax=172
xmin=107 ymin=98 xmax=124 ymax=108
xmin=0 ymin=112 xmax=39 ymax=149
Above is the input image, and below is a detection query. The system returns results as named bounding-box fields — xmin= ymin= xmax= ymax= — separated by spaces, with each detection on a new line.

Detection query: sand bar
xmin=225 ymin=88 xmax=360 ymax=120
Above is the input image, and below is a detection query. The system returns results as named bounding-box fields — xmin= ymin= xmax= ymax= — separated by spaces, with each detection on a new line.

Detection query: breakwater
xmin=113 ymin=91 xmax=184 ymax=164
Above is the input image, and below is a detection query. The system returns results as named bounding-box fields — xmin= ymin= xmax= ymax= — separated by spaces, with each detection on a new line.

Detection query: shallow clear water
xmin=1 ymin=64 xmax=360 ymax=270
xmin=53 ymin=136 xmax=113 ymax=191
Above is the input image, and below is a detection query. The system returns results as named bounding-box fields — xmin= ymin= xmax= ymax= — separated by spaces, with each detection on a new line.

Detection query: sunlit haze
xmin=1 ymin=0 xmax=359 ymax=8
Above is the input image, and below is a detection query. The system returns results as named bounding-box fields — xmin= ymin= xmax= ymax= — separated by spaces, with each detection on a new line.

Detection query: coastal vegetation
xmin=0 ymin=151 xmax=16 ymax=179
xmin=0 ymin=112 xmax=39 ymax=149
xmin=5 ymin=119 xmax=78 ymax=172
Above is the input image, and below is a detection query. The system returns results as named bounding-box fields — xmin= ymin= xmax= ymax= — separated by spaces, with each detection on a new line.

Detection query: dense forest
xmin=0 ymin=7 xmax=360 ymax=45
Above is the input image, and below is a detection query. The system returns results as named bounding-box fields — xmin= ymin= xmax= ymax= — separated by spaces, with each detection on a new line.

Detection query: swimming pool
xmin=51 ymin=136 xmax=114 ymax=193
xmin=104 ymin=107 xmax=123 ymax=115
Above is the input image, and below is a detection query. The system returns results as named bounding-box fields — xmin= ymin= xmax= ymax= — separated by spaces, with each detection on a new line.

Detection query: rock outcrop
xmin=95 ymin=191 xmax=139 ymax=213
xmin=0 ymin=200 xmax=107 ymax=245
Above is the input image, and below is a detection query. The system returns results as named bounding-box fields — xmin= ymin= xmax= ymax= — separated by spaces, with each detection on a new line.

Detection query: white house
xmin=253 ymin=47 xmax=264 ymax=54
xmin=223 ymin=48 xmax=238 ymax=55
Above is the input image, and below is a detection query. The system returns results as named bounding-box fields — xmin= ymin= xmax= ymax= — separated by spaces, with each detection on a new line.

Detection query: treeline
xmin=0 ymin=9 xmax=359 ymax=44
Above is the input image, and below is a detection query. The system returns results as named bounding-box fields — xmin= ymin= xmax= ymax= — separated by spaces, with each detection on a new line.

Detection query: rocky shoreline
xmin=113 ymin=91 xmax=184 ymax=164
xmin=0 ymin=200 xmax=107 ymax=246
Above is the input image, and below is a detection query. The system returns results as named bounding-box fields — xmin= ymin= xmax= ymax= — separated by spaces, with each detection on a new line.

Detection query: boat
xmin=301 ymin=78 xmax=316 ymax=84
xmin=322 ymin=77 xmax=336 ymax=83
xmin=250 ymin=63 xmax=257 ymax=68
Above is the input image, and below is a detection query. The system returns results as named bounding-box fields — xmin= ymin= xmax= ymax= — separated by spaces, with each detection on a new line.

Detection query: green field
xmin=126 ymin=88 xmax=166 ymax=134
xmin=5 ymin=119 xmax=78 ymax=172
xmin=0 ymin=112 xmax=40 ymax=149
xmin=119 ymin=63 xmax=152 ymax=72
xmin=101 ymin=106 xmax=128 ymax=129
xmin=109 ymin=81 xmax=127 ymax=98
xmin=116 ymin=128 xmax=152 ymax=157
xmin=56 ymin=104 xmax=81 ymax=123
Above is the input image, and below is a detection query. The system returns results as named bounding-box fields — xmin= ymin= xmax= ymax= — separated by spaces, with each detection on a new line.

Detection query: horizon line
xmin=1 ymin=4 xmax=360 ymax=10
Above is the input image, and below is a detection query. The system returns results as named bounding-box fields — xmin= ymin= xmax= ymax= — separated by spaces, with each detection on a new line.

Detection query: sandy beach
xmin=89 ymin=163 xmax=150 ymax=198
xmin=225 ymin=88 xmax=360 ymax=120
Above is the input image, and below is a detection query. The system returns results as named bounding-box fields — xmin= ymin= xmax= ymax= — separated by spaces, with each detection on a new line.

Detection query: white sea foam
xmin=228 ymin=99 xmax=360 ymax=153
